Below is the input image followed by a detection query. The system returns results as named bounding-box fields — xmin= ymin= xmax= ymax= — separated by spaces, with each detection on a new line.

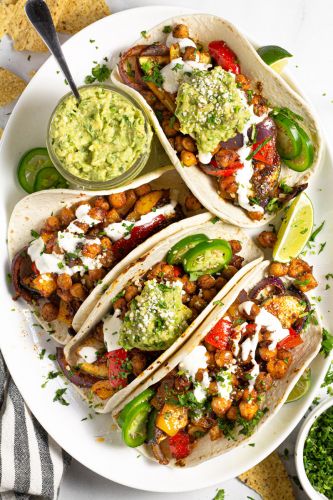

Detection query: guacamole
xmin=49 ymin=86 xmax=150 ymax=182
xmin=175 ymin=66 xmax=251 ymax=157
xmin=119 ymin=279 xmax=192 ymax=351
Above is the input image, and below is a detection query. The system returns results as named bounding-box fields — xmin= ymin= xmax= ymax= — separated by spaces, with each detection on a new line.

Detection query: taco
xmin=58 ymin=213 xmax=263 ymax=412
xmin=8 ymin=168 xmax=204 ymax=344
xmin=112 ymin=14 xmax=323 ymax=227
xmin=112 ymin=259 xmax=322 ymax=467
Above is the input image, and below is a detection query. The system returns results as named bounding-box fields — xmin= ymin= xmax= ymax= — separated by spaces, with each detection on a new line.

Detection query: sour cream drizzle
xmin=161 ymin=57 xmax=211 ymax=94
xmin=103 ymin=308 xmax=122 ymax=352
xmin=77 ymin=346 xmax=98 ymax=364
xmin=165 ymin=33 xmax=197 ymax=51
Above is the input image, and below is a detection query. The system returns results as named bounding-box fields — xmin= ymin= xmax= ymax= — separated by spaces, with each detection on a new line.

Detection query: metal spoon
xmin=25 ymin=0 xmax=81 ymax=102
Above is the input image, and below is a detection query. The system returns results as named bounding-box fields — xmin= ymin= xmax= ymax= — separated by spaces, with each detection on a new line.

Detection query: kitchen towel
xmin=0 ymin=353 xmax=71 ymax=500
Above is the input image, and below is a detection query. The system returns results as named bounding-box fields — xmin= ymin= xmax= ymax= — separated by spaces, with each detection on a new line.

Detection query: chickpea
xmin=257 ymin=230 xmax=277 ymax=248
xmin=215 ymin=277 xmax=227 ymax=290
xmin=202 ymin=288 xmax=217 ymax=302
xmin=248 ymin=211 xmax=264 ymax=222
xmin=180 ymin=150 xmax=197 ymax=166
xmin=208 ymin=380 xmax=218 ymax=395
xmin=182 ymin=136 xmax=196 ymax=153
xmin=44 ymin=215 xmax=60 ymax=231
xmin=115 ymin=190 xmax=137 ymax=217
xmin=130 ymin=351 xmax=147 ymax=376
xmin=88 ymin=268 xmax=106 ymax=284
xmin=172 ymin=24 xmax=189 ymax=38
xmin=209 ymin=424 xmax=222 ymax=441
xmin=109 ymin=192 xmax=126 ymax=209
xmin=162 ymin=118 xmax=179 ymax=137
xmin=134 ymin=183 xmax=151 ymax=197
xmin=211 ymin=397 xmax=232 ymax=417
xmin=99 ymin=250 xmax=114 ymax=268
xmin=57 ymin=273 xmax=72 ymax=290
xmin=268 ymin=261 xmax=289 ymax=277
xmin=259 ymin=345 xmax=277 ymax=361
xmin=218 ymin=175 xmax=238 ymax=199
xmin=229 ymin=239 xmax=242 ymax=254
xmin=295 ymin=272 xmax=318 ymax=292
xmin=239 ymin=400 xmax=259 ymax=420
xmin=183 ymin=46 xmax=197 ymax=61
xmin=100 ymin=236 xmax=112 ymax=251
xmin=160 ymin=263 xmax=176 ymax=279
xmin=215 ymin=350 xmax=233 ymax=368
xmin=41 ymin=302 xmax=59 ymax=322
xmin=189 ymin=295 xmax=207 ymax=312
xmin=226 ymin=406 xmax=238 ymax=421
xmin=57 ymin=288 xmax=71 ymax=302
xmin=267 ymin=358 xmax=289 ymax=379
xmin=82 ymin=243 xmax=102 ymax=259
xmin=235 ymin=73 xmax=251 ymax=91
xmin=230 ymin=254 xmax=244 ymax=270
xmin=255 ymin=372 xmax=273 ymax=392
xmin=174 ymin=375 xmax=191 ymax=392
xmin=242 ymin=388 xmax=257 ymax=402
xmin=184 ymin=194 xmax=202 ymax=212
xmin=221 ymin=265 xmax=238 ymax=280
xmin=277 ymin=348 xmax=293 ymax=366
xmin=252 ymin=93 xmax=269 ymax=116
xmin=105 ymin=208 xmax=122 ymax=224
xmin=197 ymin=274 xmax=215 ymax=290
xmin=174 ymin=135 xmax=183 ymax=152
xmin=93 ymin=196 xmax=109 ymax=211
xmin=147 ymin=262 xmax=164 ymax=280
xmin=195 ymin=368 xmax=205 ymax=383
xmin=124 ymin=285 xmax=139 ymax=302
xmin=70 ymin=283 xmax=87 ymax=301
xmin=205 ymin=351 xmax=216 ymax=367
xmin=59 ymin=207 xmax=75 ymax=226
xmin=113 ymin=297 xmax=126 ymax=312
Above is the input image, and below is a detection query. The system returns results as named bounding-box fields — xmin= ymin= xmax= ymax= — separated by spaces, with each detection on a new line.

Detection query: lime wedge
xmin=286 ymin=369 xmax=311 ymax=403
xmin=257 ymin=45 xmax=293 ymax=73
xmin=273 ymin=192 xmax=313 ymax=263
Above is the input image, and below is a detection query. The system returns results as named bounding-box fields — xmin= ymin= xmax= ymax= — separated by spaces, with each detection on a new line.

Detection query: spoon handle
xmin=25 ymin=0 xmax=81 ymax=101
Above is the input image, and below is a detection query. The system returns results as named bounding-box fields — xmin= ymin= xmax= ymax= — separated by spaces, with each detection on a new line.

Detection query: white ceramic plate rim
xmin=1 ymin=5 xmax=332 ymax=493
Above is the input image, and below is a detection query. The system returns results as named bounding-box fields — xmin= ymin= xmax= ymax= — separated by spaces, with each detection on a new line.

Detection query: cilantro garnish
xmin=320 ymin=328 xmax=333 ymax=358
xmin=53 ymin=388 xmax=69 ymax=406
xmin=84 ymin=63 xmax=111 ymax=84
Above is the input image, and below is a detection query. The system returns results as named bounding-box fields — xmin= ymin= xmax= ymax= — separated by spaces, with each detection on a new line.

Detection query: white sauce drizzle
xmin=180 ymin=345 xmax=210 ymax=403
xmin=165 ymin=33 xmax=196 ymax=51
xmin=198 ymin=152 xmax=213 ymax=164
xmin=77 ymin=346 xmax=98 ymax=364
xmin=103 ymin=308 xmax=122 ymax=352
xmin=161 ymin=57 xmax=212 ymax=94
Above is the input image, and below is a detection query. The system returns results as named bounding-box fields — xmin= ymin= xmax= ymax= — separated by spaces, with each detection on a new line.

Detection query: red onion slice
xmin=249 ymin=277 xmax=286 ymax=301
xmin=220 ymin=133 xmax=244 ymax=151
xmin=11 ymin=248 xmax=39 ymax=303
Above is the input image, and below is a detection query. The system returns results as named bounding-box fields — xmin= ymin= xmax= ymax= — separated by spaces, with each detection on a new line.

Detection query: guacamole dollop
xmin=175 ymin=66 xmax=251 ymax=156
xmin=49 ymin=86 xmax=150 ymax=182
xmin=119 ymin=279 xmax=192 ymax=351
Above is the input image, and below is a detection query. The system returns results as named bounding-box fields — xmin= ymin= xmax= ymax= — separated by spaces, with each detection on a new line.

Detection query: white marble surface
xmin=1 ymin=0 xmax=332 ymax=498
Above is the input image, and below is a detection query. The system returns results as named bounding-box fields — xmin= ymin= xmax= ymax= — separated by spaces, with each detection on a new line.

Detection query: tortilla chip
xmin=0 ymin=3 xmax=12 ymax=38
xmin=0 ymin=67 xmax=26 ymax=106
xmin=5 ymin=0 xmax=67 ymax=51
xmin=57 ymin=0 xmax=110 ymax=34
xmin=238 ymin=452 xmax=295 ymax=500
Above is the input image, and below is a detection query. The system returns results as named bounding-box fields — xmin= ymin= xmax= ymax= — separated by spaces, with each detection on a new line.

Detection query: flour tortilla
xmin=64 ymin=216 xmax=263 ymax=412
xmin=7 ymin=167 xmax=203 ymax=344
xmin=111 ymin=14 xmax=323 ymax=228
xmin=112 ymin=260 xmax=322 ymax=467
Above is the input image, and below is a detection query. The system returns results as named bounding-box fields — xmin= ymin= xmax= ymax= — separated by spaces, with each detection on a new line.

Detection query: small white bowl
xmin=295 ymin=397 xmax=333 ymax=500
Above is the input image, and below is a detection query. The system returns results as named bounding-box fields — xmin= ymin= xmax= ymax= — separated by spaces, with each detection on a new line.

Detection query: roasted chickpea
xmin=82 ymin=242 xmax=102 ymax=259
xmin=162 ymin=118 xmax=179 ymax=137
xmin=195 ymin=368 xmax=205 ymax=383
xmin=209 ymin=424 xmax=222 ymax=441
xmin=183 ymin=46 xmax=197 ymax=61
xmin=109 ymin=192 xmax=127 ymax=209
xmin=257 ymin=230 xmax=277 ymax=248
xmin=130 ymin=351 xmax=147 ymax=376
xmin=105 ymin=208 xmax=122 ymax=224
xmin=147 ymin=262 xmax=164 ymax=279
xmin=135 ymin=183 xmax=151 ymax=197
xmin=255 ymin=372 xmax=273 ymax=392
xmin=113 ymin=297 xmax=126 ymax=312
xmin=180 ymin=150 xmax=197 ymax=166
xmin=99 ymin=250 xmax=114 ymax=268
xmin=215 ymin=276 xmax=227 ymax=290
xmin=221 ymin=265 xmax=238 ymax=280
xmin=229 ymin=239 xmax=242 ymax=254
xmin=267 ymin=359 xmax=288 ymax=379
xmin=182 ymin=136 xmax=196 ymax=152
xmin=230 ymin=254 xmax=244 ymax=270
xmin=252 ymin=93 xmax=268 ymax=116
xmin=93 ymin=196 xmax=109 ymax=211
xmin=70 ymin=283 xmax=87 ymax=301
xmin=211 ymin=397 xmax=232 ymax=417
xmin=205 ymin=351 xmax=216 ymax=367
xmin=226 ymin=405 xmax=238 ymax=421
xmin=248 ymin=211 xmax=264 ymax=221
xmin=57 ymin=273 xmax=72 ymax=290
xmin=239 ymin=400 xmax=259 ymax=420
xmin=174 ymin=375 xmax=191 ymax=392
xmin=160 ymin=263 xmax=176 ymax=279
xmin=218 ymin=175 xmax=238 ymax=199
xmin=202 ymin=288 xmax=217 ymax=302
xmin=57 ymin=288 xmax=71 ymax=302
xmin=242 ymin=388 xmax=257 ymax=402
xmin=44 ymin=215 xmax=60 ymax=231
xmin=189 ymin=295 xmax=207 ymax=312
xmin=174 ymin=135 xmax=183 ymax=152
xmin=215 ymin=350 xmax=233 ymax=368
xmin=172 ymin=24 xmax=189 ymax=38
xmin=184 ymin=194 xmax=202 ymax=212
xmin=88 ymin=268 xmax=106 ymax=284
xmin=41 ymin=302 xmax=59 ymax=322
xmin=295 ymin=272 xmax=318 ymax=292
xmin=59 ymin=207 xmax=75 ymax=226
xmin=277 ymin=348 xmax=293 ymax=366
xmin=235 ymin=73 xmax=251 ymax=91
xmin=208 ymin=380 xmax=218 ymax=395
xmin=124 ymin=285 xmax=139 ymax=302
xmin=215 ymin=148 xmax=239 ymax=168
xmin=268 ymin=261 xmax=289 ymax=277
xmin=259 ymin=345 xmax=277 ymax=361
xmin=100 ymin=236 xmax=112 ymax=251
xmin=197 ymin=274 xmax=215 ymax=290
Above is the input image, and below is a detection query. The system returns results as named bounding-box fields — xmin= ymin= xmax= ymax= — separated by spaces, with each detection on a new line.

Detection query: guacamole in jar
xmin=175 ymin=66 xmax=251 ymax=158
xmin=49 ymin=86 xmax=151 ymax=182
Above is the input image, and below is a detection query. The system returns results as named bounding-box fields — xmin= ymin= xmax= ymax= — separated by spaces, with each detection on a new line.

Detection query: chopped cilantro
xmin=141 ymin=61 xmax=164 ymax=88
xmin=39 ymin=349 xmax=46 ymax=360
xmin=211 ymin=216 xmax=220 ymax=224
xmin=279 ymin=179 xmax=293 ymax=194
xmin=41 ymin=370 xmax=61 ymax=388
xmin=30 ymin=229 xmax=39 ymax=239
xmin=140 ymin=30 xmax=148 ymax=39
xmin=246 ymin=136 xmax=272 ymax=161
xmin=162 ymin=25 xmax=172 ymax=33
xmin=213 ymin=489 xmax=225 ymax=500
xmin=309 ymin=220 xmax=325 ymax=242
xmin=320 ymin=328 xmax=333 ymax=357
xmin=84 ymin=63 xmax=111 ymax=84
xmin=318 ymin=242 xmax=326 ymax=254
xmin=53 ymin=388 xmax=69 ymax=406
xmin=48 ymin=353 xmax=57 ymax=361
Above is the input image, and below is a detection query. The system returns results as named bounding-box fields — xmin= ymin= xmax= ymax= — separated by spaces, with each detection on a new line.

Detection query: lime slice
xmin=273 ymin=192 xmax=313 ymax=263
xmin=286 ymin=369 xmax=311 ymax=403
xmin=257 ymin=45 xmax=292 ymax=73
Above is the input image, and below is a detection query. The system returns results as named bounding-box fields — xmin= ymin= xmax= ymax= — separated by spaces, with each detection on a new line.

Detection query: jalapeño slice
xmin=118 ymin=388 xmax=155 ymax=428
xmin=122 ymin=401 xmax=151 ymax=448
xmin=274 ymin=113 xmax=302 ymax=160
xmin=284 ymin=125 xmax=314 ymax=171
xmin=166 ymin=234 xmax=209 ymax=265
xmin=34 ymin=166 xmax=68 ymax=191
xmin=183 ymin=239 xmax=232 ymax=276
xmin=17 ymin=147 xmax=53 ymax=193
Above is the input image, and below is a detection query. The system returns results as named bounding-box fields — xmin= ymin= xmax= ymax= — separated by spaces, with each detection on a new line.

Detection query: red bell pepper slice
xmin=205 ymin=318 xmax=232 ymax=350
xmin=201 ymin=159 xmax=243 ymax=177
xmin=106 ymin=348 xmax=130 ymax=389
xmin=169 ymin=430 xmax=190 ymax=460
xmin=208 ymin=40 xmax=240 ymax=74
xmin=277 ymin=328 xmax=303 ymax=350
xmin=112 ymin=214 xmax=166 ymax=261
xmin=252 ymin=138 xmax=279 ymax=166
